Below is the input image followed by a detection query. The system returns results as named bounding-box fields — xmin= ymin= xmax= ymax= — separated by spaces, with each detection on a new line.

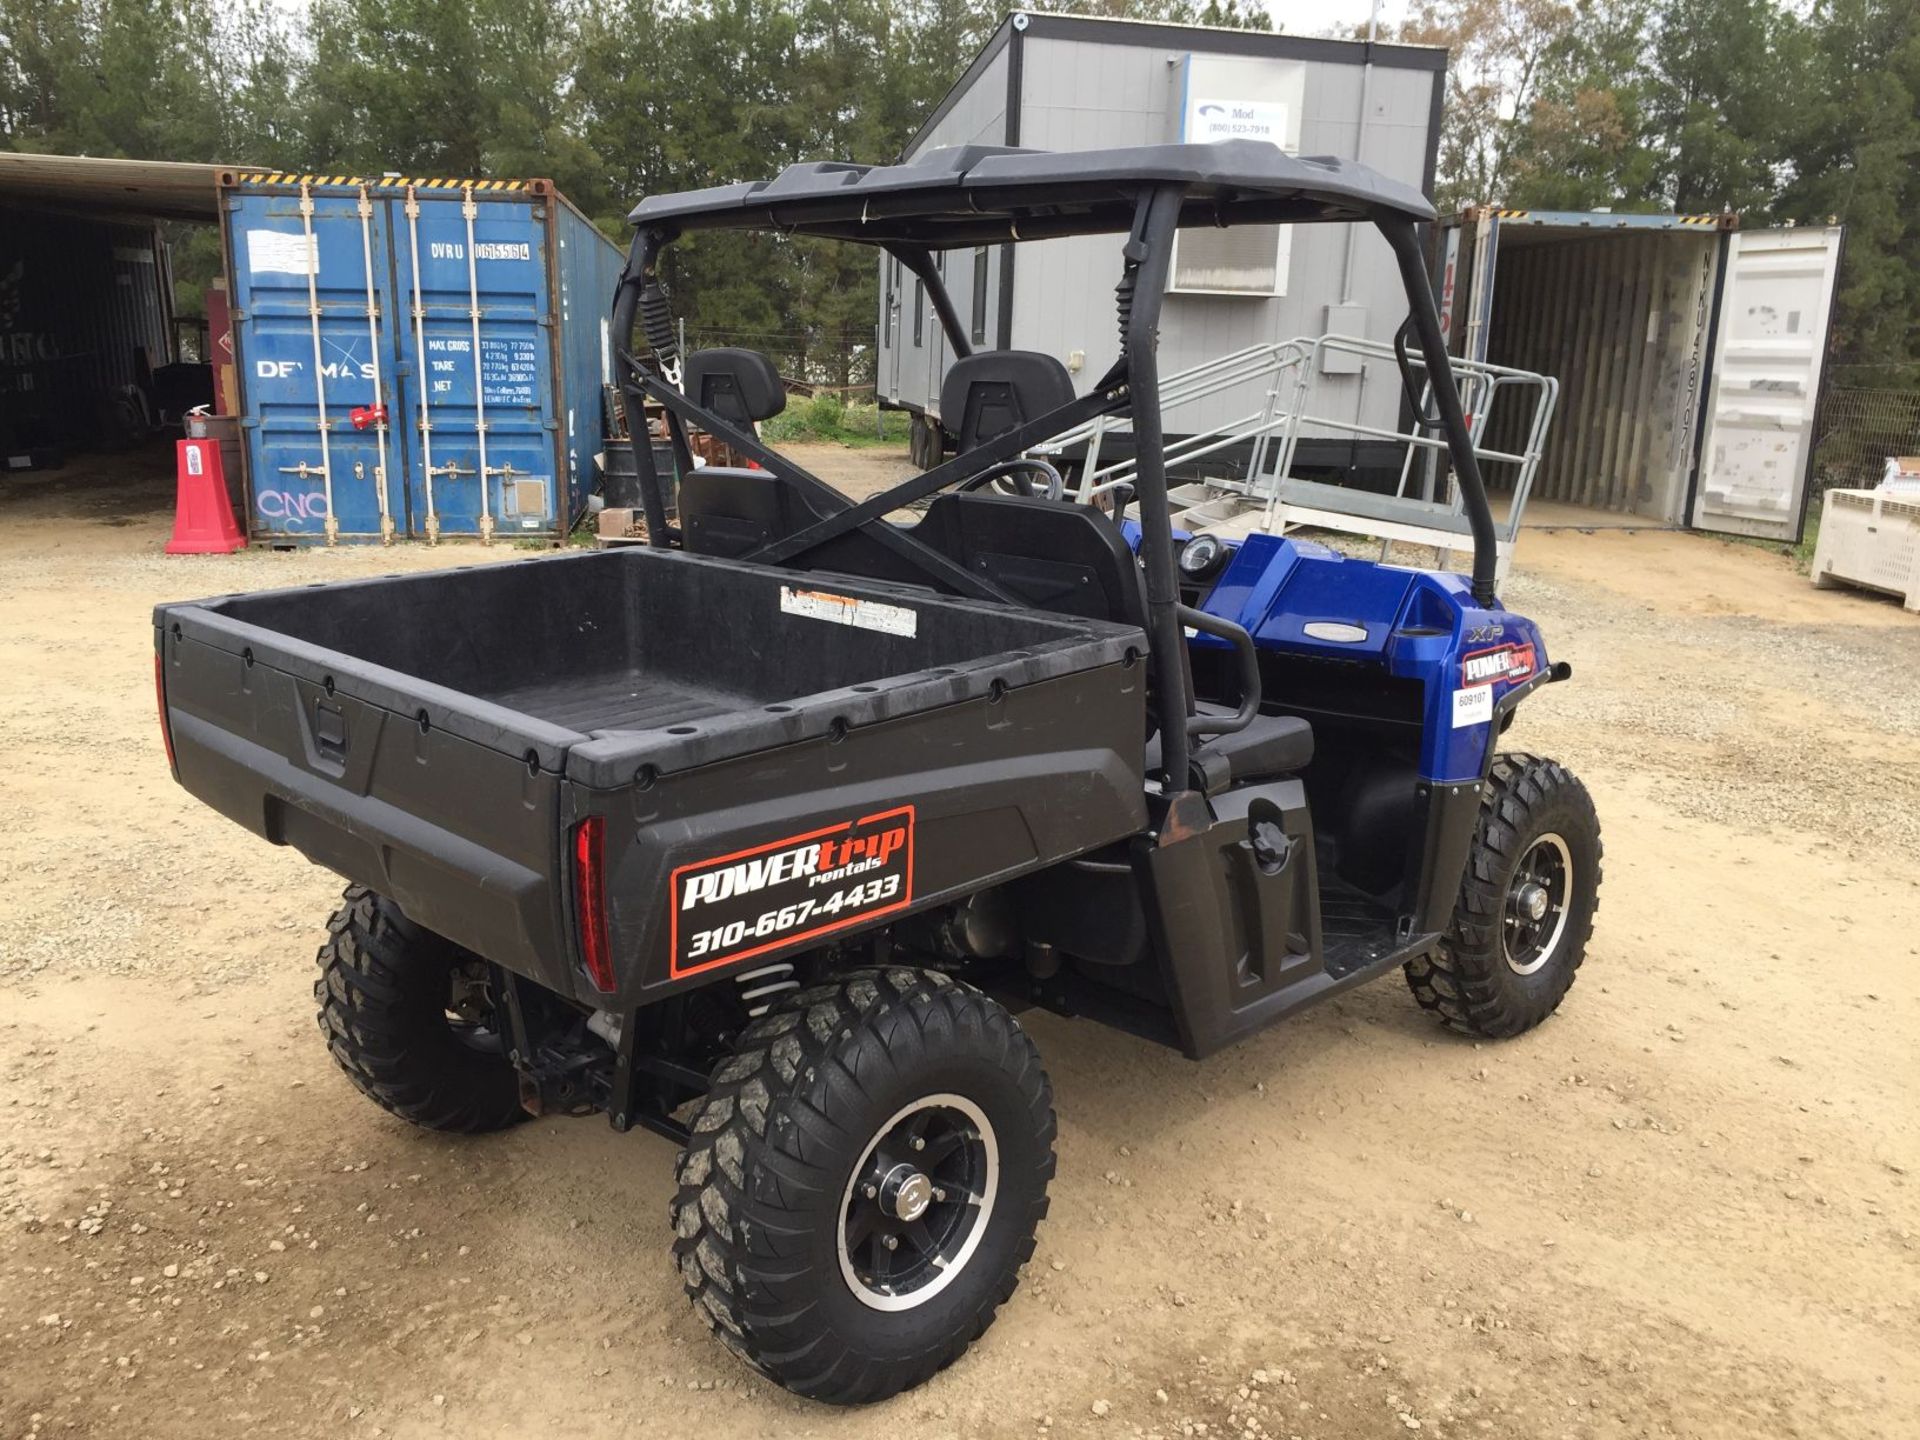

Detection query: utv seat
xmin=681 ymin=346 xmax=786 ymax=427
xmin=675 ymin=347 xmax=928 ymax=576
xmin=1146 ymin=708 xmax=1316 ymax=790
xmin=940 ymin=349 xmax=1076 ymax=448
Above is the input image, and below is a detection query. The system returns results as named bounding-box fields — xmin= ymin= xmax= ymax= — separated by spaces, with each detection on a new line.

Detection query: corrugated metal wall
xmin=1484 ymin=230 xmax=1717 ymax=522
xmin=0 ymin=209 xmax=171 ymax=446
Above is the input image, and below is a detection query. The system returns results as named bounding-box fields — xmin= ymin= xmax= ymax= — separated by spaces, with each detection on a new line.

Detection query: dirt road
xmin=3 ymin=450 xmax=1916 ymax=1439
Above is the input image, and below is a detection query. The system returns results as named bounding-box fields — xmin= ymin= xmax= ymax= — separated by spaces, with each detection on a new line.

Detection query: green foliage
xmin=3 ymin=0 xmax=1915 ymax=372
xmin=1467 ymin=0 xmax=1920 ymax=369
xmin=762 ymin=399 xmax=909 ymax=447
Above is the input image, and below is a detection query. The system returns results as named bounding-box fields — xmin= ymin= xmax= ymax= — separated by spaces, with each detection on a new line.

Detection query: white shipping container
xmin=1441 ymin=208 xmax=1844 ymax=543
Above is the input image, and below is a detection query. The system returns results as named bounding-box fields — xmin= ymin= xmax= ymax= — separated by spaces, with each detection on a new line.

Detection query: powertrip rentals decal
xmin=669 ymin=807 xmax=916 ymax=978
xmin=1460 ymin=642 xmax=1536 ymax=689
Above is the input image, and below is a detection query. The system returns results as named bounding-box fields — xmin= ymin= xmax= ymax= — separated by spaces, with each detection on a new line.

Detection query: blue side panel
xmin=1132 ymin=526 xmax=1551 ymax=784
xmin=390 ymin=192 xmax=556 ymax=538
xmin=552 ymin=200 xmax=625 ymax=524
xmin=229 ymin=192 xmax=399 ymax=539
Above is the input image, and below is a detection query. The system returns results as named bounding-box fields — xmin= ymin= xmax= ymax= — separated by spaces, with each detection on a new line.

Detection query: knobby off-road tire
xmin=1406 ymin=752 xmax=1602 ymax=1039
xmin=314 ymin=885 xmax=525 ymax=1134
xmin=670 ymin=967 xmax=1056 ymax=1405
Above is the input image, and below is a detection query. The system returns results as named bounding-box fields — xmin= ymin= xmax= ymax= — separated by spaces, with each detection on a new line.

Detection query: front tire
xmin=1405 ymin=753 xmax=1602 ymax=1038
xmin=670 ymin=967 xmax=1055 ymax=1404
xmin=314 ymin=885 xmax=526 ymax=1133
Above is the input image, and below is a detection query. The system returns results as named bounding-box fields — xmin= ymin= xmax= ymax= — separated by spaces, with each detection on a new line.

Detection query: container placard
xmin=669 ymin=807 xmax=915 ymax=978
xmin=246 ymin=230 xmax=317 ymax=276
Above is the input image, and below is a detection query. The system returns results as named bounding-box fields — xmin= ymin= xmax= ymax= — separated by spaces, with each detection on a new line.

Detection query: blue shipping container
xmin=219 ymin=173 xmax=624 ymax=543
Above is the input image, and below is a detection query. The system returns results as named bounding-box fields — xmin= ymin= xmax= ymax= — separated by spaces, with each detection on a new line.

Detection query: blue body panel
xmin=1131 ymin=526 xmax=1548 ymax=784
xmin=224 ymin=182 xmax=622 ymax=543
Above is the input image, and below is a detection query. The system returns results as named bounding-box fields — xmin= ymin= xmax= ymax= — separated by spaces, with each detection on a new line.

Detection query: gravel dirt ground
xmin=3 ymin=444 xmax=1916 ymax=1440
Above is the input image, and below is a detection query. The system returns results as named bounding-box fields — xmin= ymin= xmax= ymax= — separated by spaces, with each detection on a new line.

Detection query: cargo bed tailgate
xmin=157 ymin=604 xmax=583 ymax=992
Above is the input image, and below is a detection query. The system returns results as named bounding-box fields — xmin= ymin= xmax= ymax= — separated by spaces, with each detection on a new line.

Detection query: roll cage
xmin=611 ymin=140 xmax=1498 ymax=795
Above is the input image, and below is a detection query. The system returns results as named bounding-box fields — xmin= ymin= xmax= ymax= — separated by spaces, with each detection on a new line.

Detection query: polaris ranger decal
xmin=669 ymin=806 xmax=916 ymax=977
xmin=1460 ymin=642 xmax=1536 ymax=688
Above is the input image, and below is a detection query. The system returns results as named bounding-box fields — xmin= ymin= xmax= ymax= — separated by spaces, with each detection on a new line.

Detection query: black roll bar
xmin=610 ymin=227 xmax=676 ymax=546
xmin=1381 ymin=218 xmax=1500 ymax=606
xmin=1122 ymin=185 xmax=1196 ymax=792
xmin=608 ymin=191 xmax=1503 ymax=769
xmin=884 ymin=244 xmax=972 ymax=361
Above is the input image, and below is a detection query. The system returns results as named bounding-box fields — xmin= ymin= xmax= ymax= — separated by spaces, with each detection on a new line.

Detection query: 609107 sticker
xmin=669 ymin=807 xmax=915 ymax=978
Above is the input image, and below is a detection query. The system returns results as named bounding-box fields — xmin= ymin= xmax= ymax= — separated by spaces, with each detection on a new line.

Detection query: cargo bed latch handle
xmin=313 ymin=699 xmax=349 ymax=759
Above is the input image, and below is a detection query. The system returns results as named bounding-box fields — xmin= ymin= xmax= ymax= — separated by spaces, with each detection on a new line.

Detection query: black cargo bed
xmin=156 ymin=548 xmax=1151 ymax=998
xmin=486 ymin=672 xmax=754 ymax=734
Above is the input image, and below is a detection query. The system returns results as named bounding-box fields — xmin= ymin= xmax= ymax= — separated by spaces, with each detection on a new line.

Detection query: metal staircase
xmin=1043 ymin=334 xmax=1558 ymax=578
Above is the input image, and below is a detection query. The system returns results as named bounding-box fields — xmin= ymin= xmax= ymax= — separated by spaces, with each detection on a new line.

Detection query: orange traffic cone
xmin=165 ymin=437 xmax=246 ymax=555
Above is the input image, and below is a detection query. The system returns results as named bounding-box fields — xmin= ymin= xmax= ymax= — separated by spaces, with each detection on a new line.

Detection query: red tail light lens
xmin=154 ymin=651 xmax=177 ymax=775
xmin=572 ymin=816 xmax=615 ymax=993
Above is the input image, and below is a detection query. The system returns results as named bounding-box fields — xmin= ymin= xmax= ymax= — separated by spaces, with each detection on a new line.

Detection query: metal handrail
xmin=1039 ymin=332 xmax=1557 ymax=570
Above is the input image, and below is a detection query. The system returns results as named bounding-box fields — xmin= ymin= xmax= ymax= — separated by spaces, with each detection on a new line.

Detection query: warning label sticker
xmin=669 ymin=807 xmax=916 ymax=978
xmin=780 ymin=585 xmax=917 ymax=638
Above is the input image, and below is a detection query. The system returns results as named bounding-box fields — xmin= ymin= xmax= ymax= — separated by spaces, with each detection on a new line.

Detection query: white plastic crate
xmin=1812 ymin=488 xmax=1920 ymax=612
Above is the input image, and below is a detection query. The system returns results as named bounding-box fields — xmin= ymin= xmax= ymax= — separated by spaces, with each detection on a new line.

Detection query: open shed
xmin=0 ymin=153 xmax=229 ymax=471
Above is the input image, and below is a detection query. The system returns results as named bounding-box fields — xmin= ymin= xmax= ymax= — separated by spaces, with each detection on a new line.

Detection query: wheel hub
xmin=881 ymin=1164 xmax=934 ymax=1222
xmin=838 ymin=1094 xmax=999 ymax=1312
xmin=1503 ymin=833 xmax=1573 ymax=976
xmin=1516 ymin=882 xmax=1550 ymax=922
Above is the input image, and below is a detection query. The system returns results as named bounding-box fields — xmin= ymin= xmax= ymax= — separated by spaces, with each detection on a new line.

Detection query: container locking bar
xmin=356 ymin=185 xmax=395 ymax=544
xmin=297 ymin=182 xmax=339 ymax=546
xmin=461 ymin=183 xmax=495 ymax=545
xmin=404 ymin=186 xmax=442 ymax=543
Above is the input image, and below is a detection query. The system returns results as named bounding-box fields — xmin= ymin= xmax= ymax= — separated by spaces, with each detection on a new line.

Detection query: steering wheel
xmin=957 ymin=458 xmax=1067 ymax=502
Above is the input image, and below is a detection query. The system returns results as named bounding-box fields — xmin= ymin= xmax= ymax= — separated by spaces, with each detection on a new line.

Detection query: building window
xmin=913 ymin=278 xmax=924 ymax=347
xmin=971 ymin=248 xmax=989 ymax=345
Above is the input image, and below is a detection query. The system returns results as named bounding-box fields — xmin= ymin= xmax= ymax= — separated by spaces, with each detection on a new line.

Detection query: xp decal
xmin=669 ymin=807 xmax=915 ymax=978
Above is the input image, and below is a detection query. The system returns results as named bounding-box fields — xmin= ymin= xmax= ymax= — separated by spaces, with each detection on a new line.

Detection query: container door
xmin=1689 ymin=226 xmax=1844 ymax=540
xmin=391 ymin=187 xmax=558 ymax=541
xmin=232 ymin=190 xmax=400 ymax=541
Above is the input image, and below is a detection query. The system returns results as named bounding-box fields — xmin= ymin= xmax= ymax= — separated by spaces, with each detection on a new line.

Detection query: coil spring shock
xmin=735 ymin=961 xmax=798 ymax=1018
xmin=639 ymin=281 xmax=678 ymax=371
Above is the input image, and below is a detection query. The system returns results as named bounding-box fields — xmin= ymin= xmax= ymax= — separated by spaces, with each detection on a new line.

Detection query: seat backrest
xmin=676 ymin=466 xmax=928 ymax=585
xmin=939 ymin=350 xmax=1075 ymax=452
xmin=682 ymin=348 xmax=786 ymax=426
xmin=916 ymin=491 xmax=1147 ymax=631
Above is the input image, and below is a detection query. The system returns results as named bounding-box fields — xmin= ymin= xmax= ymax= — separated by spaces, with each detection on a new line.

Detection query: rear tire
xmin=670 ymin=967 xmax=1055 ymax=1404
xmin=314 ymin=885 xmax=526 ymax=1133
xmin=1405 ymin=753 xmax=1602 ymax=1038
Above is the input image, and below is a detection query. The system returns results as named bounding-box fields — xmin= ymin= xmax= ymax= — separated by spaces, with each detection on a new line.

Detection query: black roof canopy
xmin=626 ymin=140 xmax=1436 ymax=248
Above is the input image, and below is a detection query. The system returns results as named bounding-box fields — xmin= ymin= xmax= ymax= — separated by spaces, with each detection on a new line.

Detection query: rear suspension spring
xmin=734 ymin=962 xmax=798 ymax=1017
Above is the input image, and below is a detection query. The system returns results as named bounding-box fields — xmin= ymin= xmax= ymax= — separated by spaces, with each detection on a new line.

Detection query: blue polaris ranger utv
xmin=155 ymin=142 xmax=1600 ymax=1404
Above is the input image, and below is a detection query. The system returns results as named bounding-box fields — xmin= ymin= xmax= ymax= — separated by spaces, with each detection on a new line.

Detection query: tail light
xmin=572 ymin=816 xmax=615 ymax=993
xmin=154 ymin=651 xmax=177 ymax=776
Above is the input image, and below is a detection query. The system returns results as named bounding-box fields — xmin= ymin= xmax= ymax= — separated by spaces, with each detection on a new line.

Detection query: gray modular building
xmin=876 ymin=12 xmax=1445 ymax=471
